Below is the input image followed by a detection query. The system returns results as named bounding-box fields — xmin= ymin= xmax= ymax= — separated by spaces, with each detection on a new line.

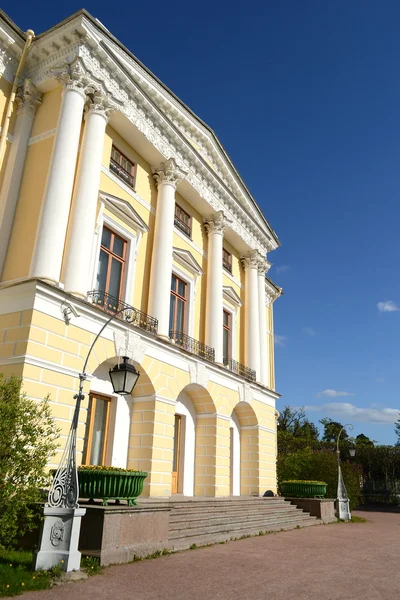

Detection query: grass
xmin=337 ymin=515 xmax=368 ymax=524
xmin=0 ymin=549 xmax=52 ymax=597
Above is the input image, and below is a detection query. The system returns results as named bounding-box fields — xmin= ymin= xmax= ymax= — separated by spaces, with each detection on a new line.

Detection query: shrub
xmin=0 ymin=375 xmax=59 ymax=548
xmin=277 ymin=448 xmax=362 ymax=508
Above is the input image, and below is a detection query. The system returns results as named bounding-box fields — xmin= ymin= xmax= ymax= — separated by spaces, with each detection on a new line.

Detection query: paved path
xmin=23 ymin=511 xmax=400 ymax=600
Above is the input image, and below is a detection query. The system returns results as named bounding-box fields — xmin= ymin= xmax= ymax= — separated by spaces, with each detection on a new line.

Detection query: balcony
xmin=225 ymin=358 xmax=256 ymax=382
xmin=87 ymin=290 xmax=158 ymax=335
xmin=174 ymin=214 xmax=191 ymax=238
xmin=109 ymin=157 xmax=135 ymax=189
xmin=169 ymin=330 xmax=215 ymax=363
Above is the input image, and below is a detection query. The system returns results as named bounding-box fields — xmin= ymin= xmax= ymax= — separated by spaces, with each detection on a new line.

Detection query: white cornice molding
xmin=99 ymin=190 xmax=149 ymax=232
xmin=223 ymin=285 xmax=242 ymax=307
xmin=172 ymin=247 xmax=203 ymax=275
xmin=26 ymin=15 xmax=278 ymax=255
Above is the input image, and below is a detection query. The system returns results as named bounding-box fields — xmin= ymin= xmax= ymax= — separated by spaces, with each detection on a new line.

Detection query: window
xmin=169 ymin=274 xmax=187 ymax=334
xmin=83 ymin=395 xmax=111 ymax=466
xmin=96 ymin=226 xmax=127 ymax=303
xmin=174 ymin=204 xmax=192 ymax=238
xmin=222 ymin=248 xmax=232 ymax=273
xmin=223 ymin=309 xmax=231 ymax=365
xmin=110 ymin=146 xmax=135 ymax=189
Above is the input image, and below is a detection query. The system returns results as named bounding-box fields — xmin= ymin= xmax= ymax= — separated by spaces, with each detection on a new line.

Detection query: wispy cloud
xmin=276 ymin=265 xmax=289 ymax=274
xmin=376 ymin=377 xmax=386 ymax=383
xmin=317 ymin=389 xmax=355 ymax=398
xmin=304 ymin=402 xmax=399 ymax=425
xmin=275 ymin=334 xmax=287 ymax=347
xmin=303 ymin=327 xmax=316 ymax=337
xmin=377 ymin=300 xmax=399 ymax=313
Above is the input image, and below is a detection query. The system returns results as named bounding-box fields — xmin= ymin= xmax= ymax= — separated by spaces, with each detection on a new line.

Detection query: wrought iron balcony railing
xmin=225 ymin=358 xmax=256 ymax=382
xmin=87 ymin=290 xmax=158 ymax=335
xmin=174 ymin=214 xmax=191 ymax=238
xmin=109 ymin=157 xmax=135 ymax=188
xmin=169 ymin=330 xmax=215 ymax=363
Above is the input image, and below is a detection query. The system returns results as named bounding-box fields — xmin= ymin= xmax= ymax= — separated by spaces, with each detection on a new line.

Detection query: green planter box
xmin=280 ymin=481 xmax=327 ymax=499
xmin=78 ymin=469 xmax=148 ymax=506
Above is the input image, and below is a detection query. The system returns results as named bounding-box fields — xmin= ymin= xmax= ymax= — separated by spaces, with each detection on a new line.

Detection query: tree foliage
xmin=320 ymin=418 xmax=349 ymax=443
xmin=0 ymin=375 xmax=59 ymax=548
xmin=395 ymin=415 xmax=400 ymax=447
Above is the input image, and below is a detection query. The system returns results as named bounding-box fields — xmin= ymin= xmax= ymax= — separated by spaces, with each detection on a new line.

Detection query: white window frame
xmin=222 ymin=302 xmax=237 ymax=362
xmin=170 ymin=265 xmax=195 ymax=338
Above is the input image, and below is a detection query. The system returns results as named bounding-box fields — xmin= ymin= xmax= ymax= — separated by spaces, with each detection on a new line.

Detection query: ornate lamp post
xmin=35 ymin=306 xmax=140 ymax=572
xmin=336 ymin=423 xmax=354 ymax=520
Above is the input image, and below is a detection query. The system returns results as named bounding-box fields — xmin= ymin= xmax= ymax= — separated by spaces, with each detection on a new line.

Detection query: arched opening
xmin=173 ymin=390 xmax=196 ymax=496
xmin=232 ymin=402 xmax=260 ymax=496
xmin=229 ymin=412 xmax=241 ymax=496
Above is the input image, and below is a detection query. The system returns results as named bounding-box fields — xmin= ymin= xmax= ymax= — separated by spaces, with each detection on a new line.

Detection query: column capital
xmin=241 ymin=249 xmax=260 ymax=270
xmin=85 ymin=89 xmax=118 ymax=122
xmin=16 ymin=79 xmax=42 ymax=117
xmin=52 ymin=58 xmax=91 ymax=101
xmin=257 ymin=256 xmax=272 ymax=276
xmin=152 ymin=157 xmax=187 ymax=188
xmin=204 ymin=210 xmax=229 ymax=235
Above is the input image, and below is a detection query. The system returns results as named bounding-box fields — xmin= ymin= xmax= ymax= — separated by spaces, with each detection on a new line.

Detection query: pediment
xmin=173 ymin=247 xmax=203 ymax=275
xmin=99 ymin=191 xmax=149 ymax=233
xmin=223 ymin=286 xmax=242 ymax=307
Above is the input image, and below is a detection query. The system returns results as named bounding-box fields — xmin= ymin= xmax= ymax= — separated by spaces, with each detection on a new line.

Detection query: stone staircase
xmin=165 ymin=497 xmax=321 ymax=551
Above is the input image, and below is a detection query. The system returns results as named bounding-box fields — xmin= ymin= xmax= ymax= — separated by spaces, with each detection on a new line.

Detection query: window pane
xmin=109 ymin=258 xmax=122 ymax=299
xmin=176 ymin=298 xmax=185 ymax=331
xmin=177 ymin=279 xmax=186 ymax=298
xmin=113 ymin=235 xmax=125 ymax=258
xmin=171 ymin=274 xmax=177 ymax=292
xmin=223 ymin=311 xmax=230 ymax=326
xmin=89 ymin=398 xmax=108 ymax=465
xmin=101 ymin=228 xmax=111 ymax=249
xmin=223 ymin=328 xmax=229 ymax=364
xmin=96 ymin=250 xmax=109 ymax=295
xmin=173 ymin=415 xmax=181 ymax=471
xmin=169 ymin=294 xmax=176 ymax=332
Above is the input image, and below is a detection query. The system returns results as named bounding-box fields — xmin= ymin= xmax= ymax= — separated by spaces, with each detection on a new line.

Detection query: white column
xmin=0 ymin=80 xmax=42 ymax=278
xmin=30 ymin=62 xmax=87 ymax=282
xmin=258 ymin=258 xmax=270 ymax=386
xmin=204 ymin=211 xmax=226 ymax=364
xmin=148 ymin=159 xmax=187 ymax=338
xmin=63 ymin=92 xmax=116 ymax=296
xmin=241 ymin=250 xmax=261 ymax=379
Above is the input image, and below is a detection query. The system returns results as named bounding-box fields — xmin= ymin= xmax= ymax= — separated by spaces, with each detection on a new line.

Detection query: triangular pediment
xmin=99 ymin=191 xmax=149 ymax=233
xmin=173 ymin=247 xmax=203 ymax=275
xmin=223 ymin=286 xmax=242 ymax=307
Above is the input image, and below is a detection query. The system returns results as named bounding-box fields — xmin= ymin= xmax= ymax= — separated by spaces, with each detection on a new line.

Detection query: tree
xmin=0 ymin=374 xmax=59 ymax=548
xmin=395 ymin=414 xmax=400 ymax=447
xmin=320 ymin=418 xmax=348 ymax=443
xmin=278 ymin=406 xmax=319 ymax=456
xmin=355 ymin=433 xmax=374 ymax=448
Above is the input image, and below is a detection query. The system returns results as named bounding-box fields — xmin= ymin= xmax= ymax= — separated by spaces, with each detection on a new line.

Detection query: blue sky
xmin=6 ymin=1 xmax=400 ymax=443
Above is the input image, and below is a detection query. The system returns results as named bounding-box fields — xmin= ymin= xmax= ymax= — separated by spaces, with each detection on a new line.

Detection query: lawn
xmin=0 ymin=549 xmax=52 ymax=597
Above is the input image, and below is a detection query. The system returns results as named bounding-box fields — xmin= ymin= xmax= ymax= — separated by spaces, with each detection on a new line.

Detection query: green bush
xmin=0 ymin=375 xmax=59 ymax=549
xmin=277 ymin=448 xmax=362 ymax=509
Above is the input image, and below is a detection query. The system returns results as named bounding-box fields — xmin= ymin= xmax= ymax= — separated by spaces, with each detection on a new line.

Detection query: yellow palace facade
xmin=0 ymin=9 xmax=282 ymax=498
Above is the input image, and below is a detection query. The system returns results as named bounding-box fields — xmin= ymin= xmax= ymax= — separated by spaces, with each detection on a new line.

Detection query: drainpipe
xmin=0 ymin=29 xmax=35 ymax=166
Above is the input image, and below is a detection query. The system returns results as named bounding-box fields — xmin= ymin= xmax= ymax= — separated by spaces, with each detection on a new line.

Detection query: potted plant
xmin=78 ymin=465 xmax=148 ymax=506
xmin=280 ymin=480 xmax=327 ymax=498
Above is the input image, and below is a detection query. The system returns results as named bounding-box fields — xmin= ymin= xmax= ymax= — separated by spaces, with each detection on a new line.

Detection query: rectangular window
xmin=169 ymin=274 xmax=187 ymax=334
xmin=174 ymin=204 xmax=192 ymax=238
xmin=110 ymin=146 xmax=135 ymax=188
xmin=96 ymin=226 xmax=127 ymax=306
xmin=223 ymin=309 xmax=231 ymax=365
xmin=83 ymin=395 xmax=111 ymax=466
xmin=222 ymin=248 xmax=232 ymax=273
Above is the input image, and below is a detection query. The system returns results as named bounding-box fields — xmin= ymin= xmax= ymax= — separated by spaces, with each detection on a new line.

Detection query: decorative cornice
xmin=52 ymin=57 xmax=91 ymax=100
xmin=204 ymin=210 xmax=229 ymax=235
xmin=152 ymin=158 xmax=187 ymax=189
xmin=173 ymin=247 xmax=203 ymax=275
xmin=265 ymin=278 xmax=282 ymax=305
xmin=16 ymin=79 xmax=42 ymax=117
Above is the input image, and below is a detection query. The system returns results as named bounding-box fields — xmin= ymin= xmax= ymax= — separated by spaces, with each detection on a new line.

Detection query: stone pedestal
xmin=35 ymin=506 xmax=86 ymax=572
xmin=287 ymin=497 xmax=337 ymax=523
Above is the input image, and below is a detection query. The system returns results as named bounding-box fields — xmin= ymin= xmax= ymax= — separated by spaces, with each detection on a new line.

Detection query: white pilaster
xmin=148 ymin=159 xmax=187 ymax=338
xmin=0 ymin=80 xmax=42 ymax=278
xmin=30 ymin=61 xmax=87 ymax=283
xmin=63 ymin=92 xmax=116 ymax=296
xmin=204 ymin=211 xmax=226 ymax=364
xmin=258 ymin=257 xmax=271 ymax=386
xmin=241 ymin=250 xmax=261 ymax=379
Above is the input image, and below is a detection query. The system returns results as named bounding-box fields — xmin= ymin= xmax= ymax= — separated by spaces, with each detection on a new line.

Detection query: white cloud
xmin=274 ymin=334 xmax=287 ymax=347
xmin=276 ymin=265 xmax=289 ymax=274
xmin=375 ymin=377 xmax=386 ymax=383
xmin=317 ymin=389 xmax=354 ymax=398
xmin=377 ymin=300 xmax=399 ymax=313
xmin=304 ymin=402 xmax=399 ymax=425
xmin=303 ymin=327 xmax=316 ymax=337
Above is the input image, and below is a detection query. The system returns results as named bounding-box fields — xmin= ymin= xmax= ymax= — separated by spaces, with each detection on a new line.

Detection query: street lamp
xmin=35 ymin=305 xmax=141 ymax=572
xmin=349 ymin=445 xmax=356 ymax=458
xmin=336 ymin=423 xmax=354 ymax=520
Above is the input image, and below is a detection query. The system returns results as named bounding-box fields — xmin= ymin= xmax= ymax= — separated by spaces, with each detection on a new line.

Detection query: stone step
xmin=169 ymin=503 xmax=301 ymax=517
xmin=170 ymin=518 xmax=321 ymax=551
xmin=169 ymin=507 xmax=304 ymax=524
xmin=167 ymin=500 xmax=293 ymax=514
xmin=169 ymin=513 xmax=318 ymax=540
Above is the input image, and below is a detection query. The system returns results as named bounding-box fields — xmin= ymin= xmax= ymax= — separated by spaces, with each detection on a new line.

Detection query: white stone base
xmin=34 ymin=506 xmax=86 ymax=572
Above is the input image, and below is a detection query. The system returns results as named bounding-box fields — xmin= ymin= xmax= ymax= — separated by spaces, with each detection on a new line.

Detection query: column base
xmin=34 ymin=506 xmax=86 ymax=572
xmin=158 ymin=333 xmax=171 ymax=342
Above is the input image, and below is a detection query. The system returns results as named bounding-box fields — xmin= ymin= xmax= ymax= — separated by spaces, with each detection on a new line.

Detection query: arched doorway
xmin=172 ymin=390 xmax=196 ymax=496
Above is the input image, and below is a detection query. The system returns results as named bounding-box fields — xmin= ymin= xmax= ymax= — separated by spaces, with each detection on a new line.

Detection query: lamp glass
xmin=109 ymin=357 xmax=140 ymax=395
xmin=349 ymin=447 xmax=356 ymax=458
